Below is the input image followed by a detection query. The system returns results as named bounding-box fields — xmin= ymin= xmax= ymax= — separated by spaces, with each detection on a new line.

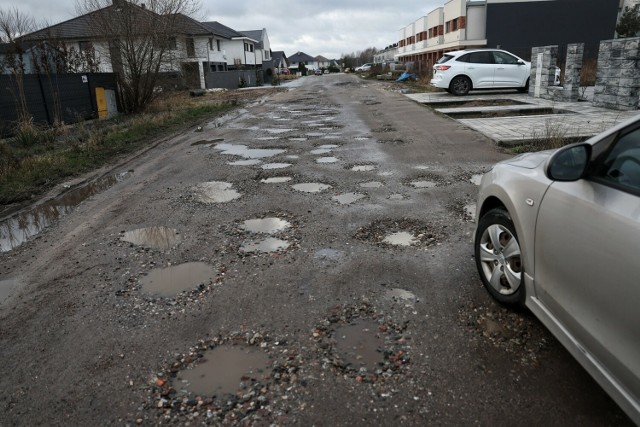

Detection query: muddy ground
xmin=0 ymin=74 xmax=632 ymax=425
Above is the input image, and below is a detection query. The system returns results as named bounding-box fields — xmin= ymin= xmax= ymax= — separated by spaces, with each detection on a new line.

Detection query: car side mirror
xmin=547 ymin=143 xmax=591 ymax=181
xmin=517 ymin=61 xmax=525 ymax=66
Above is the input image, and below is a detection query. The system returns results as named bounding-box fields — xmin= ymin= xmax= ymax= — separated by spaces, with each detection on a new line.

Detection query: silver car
xmin=474 ymin=115 xmax=640 ymax=423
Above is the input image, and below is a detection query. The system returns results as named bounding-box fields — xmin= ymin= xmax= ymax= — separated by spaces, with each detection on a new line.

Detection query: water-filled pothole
xmin=140 ymin=262 xmax=214 ymax=297
xmin=228 ymin=159 xmax=261 ymax=166
xmin=335 ymin=321 xmax=384 ymax=371
xmin=292 ymin=183 xmax=331 ymax=193
xmin=351 ymin=165 xmax=376 ymax=172
xmin=384 ymin=288 xmax=419 ymax=308
xmin=240 ymin=238 xmax=290 ymax=253
xmin=382 ymin=231 xmax=418 ymax=246
xmin=333 ymin=193 xmax=366 ymax=205
xmin=176 ymin=345 xmax=270 ymax=396
xmin=260 ymin=177 xmax=292 ymax=184
xmin=0 ymin=171 xmax=132 ymax=252
xmin=355 ymin=218 xmax=447 ymax=247
xmin=262 ymin=163 xmax=292 ymax=170
xmin=121 ymin=226 xmax=181 ymax=250
xmin=317 ymin=144 xmax=339 ymax=149
xmin=214 ymin=143 xmax=285 ymax=159
xmin=241 ymin=218 xmax=291 ymax=234
xmin=317 ymin=157 xmax=339 ymax=163
xmin=193 ymin=182 xmax=241 ymax=203
xmin=191 ymin=138 xmax=224 ymax=146
xmin=310 ymin=149 xmax=331 ymax=155
xmin=410 ymin=181 xmax=437 ymax=188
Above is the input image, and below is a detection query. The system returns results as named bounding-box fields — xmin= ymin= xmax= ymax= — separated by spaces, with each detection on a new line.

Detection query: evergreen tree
xmin=617 ymin=4 xmax=640 ymax=38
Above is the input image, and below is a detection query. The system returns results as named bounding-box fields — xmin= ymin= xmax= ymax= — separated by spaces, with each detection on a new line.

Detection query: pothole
xmin=382 ymin=231 xmax=417 ymax=246
xmin=310 ymin=149 xmax=332 ymax=155
xmin=333 ymin=192 xmax=366 ymax=205
xmin=350 ymin=164 xmax=376 ymax=172
xmin=260 ymin=177 xmax=292 ymax=183
xmin=388 ymin=194 xmax=406 ymax=200
xmin=214 ymin=143 xmax=285 ymax=159
xmin=377 ymin=139 xmax=410 ymax=145
xmin=354 ymin=218 xmax=447 ymax=248
xmin=228 ymin=159 xmax=262 ymax=166
xmin=383 ymin=288 xmax=419 ymax=308
xmin=410 ymin=181 xmax=437 ymax=188
xmin=378 ymin=171 xmax=394 ymax=177
xmin=292 ymin=183 xmax=331 ymax=193
xmin=121 ymin=226 xmax=181 ymax=250
xmin=191 ymin=138 xmax=224 ymax=146
xmin=262 ymin=163 xmax=292 ymax=170
xmin=372 ymin=125 xmax=396 ymax=133
xmin=406 ymin=173 xmax=449 ymax=187
xmin=175 ymin=345 xmax=271 ymax=396
xmin=193 ymin=181 xmax=242 ymax=203
xmin=312 ymin=302 xmax=411 ymax=381
xmin=240 ymin=238 xmax=290 ymax=253
xmin=241 ymin=218 xmax=291 ymax=234
xmin=316 ymin=144 xmax=339 ymax=149
xmin=316 ymin=157 xmax=339 ymax=163
xmin=140 ymin=262 xmax=215 ymax=297
xmin=359 ymin=181 xmax=384 ymax=188
xmin=264 ymin=128 xmax=293 ymax=134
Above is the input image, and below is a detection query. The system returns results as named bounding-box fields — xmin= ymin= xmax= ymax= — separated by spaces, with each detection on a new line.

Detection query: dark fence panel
xmin=205 ymin=70 xmax=265 ymax=90
xmin=0 ymin=73 xmax=119 ymax=131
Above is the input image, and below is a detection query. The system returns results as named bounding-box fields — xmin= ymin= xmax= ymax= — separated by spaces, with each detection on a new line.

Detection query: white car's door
xmin=461 ymin=51 xmax=495 ymax=88
xmin=534 ymin=126 xmax=640 ymax=404
xmin=492 ymin=51 xmax=528 ymax=87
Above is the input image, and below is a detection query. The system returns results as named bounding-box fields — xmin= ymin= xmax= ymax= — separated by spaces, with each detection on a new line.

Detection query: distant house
xmin=315 ymin=55 xmax=330 ymax=69
xmin=288 ymin=51 xmax=317 ymax=74
xmin=272 ymin=51 xmax=288 ymax=74
xmin=240 ymin=28 xmax=272 ymax=66
xmin=200 ymin=21 xmax=259 ymax=71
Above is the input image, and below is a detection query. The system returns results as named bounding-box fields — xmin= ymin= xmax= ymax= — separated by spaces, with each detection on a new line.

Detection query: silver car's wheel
xmin=475 ymin=208 xmax=524 ymax=305
xmin=450 ymin=76 xmax=471 ymax=96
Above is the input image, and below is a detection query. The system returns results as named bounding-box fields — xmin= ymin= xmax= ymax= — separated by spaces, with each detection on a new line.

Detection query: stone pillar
xmin=593 ymin=37 xmax=640 ymax=111
xmin=563 ymin=43 xmax=584 ymax=102
xmin=529 ymin=45 xmax=558 ymax=99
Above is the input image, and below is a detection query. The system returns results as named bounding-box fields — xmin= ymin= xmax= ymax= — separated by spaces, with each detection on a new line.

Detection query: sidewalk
xmin=405 ymin=90 xmax=640 ymax=145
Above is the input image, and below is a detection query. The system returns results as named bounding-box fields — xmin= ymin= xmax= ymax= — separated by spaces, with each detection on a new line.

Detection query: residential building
xmin=200 ymin=21 xmax=258 ymax=71
xmin=374 ymin=44 xmax=399 ymax=64
xmin=271 ymin=51 xmax=288 ymax=74
xmin=396 ymin=0 xmax=620 ymax=66
xmin=287 ymin=51 xmax=318 ymax=73
xmin=240 ymin=28 xmax=271 ymax=66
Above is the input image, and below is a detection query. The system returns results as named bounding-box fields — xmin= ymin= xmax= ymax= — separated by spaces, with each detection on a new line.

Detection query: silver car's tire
xmin=475 ymin=208 xmax=524 ymax=306
xmin=450 ymin=76 xmax=471 ymax=96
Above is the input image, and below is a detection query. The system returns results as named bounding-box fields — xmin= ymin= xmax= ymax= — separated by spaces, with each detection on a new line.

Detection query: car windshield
xmin=436 ymin=55 xmax=454 ymax=64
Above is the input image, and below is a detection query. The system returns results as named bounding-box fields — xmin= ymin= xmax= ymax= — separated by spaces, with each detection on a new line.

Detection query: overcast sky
xmin=1 ymin=0 xmax=443 ymax=59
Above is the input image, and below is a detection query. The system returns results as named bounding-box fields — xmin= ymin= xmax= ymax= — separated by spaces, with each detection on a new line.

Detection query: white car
xmin=355 ymin=63 xmax=373 ymax=72
xmin=431 ymin=49 xmax=531 ymax=96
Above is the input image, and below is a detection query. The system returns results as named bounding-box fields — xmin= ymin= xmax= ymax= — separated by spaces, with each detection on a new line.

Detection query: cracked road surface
xmin=0 ymin=74 xmax=632 ymax=425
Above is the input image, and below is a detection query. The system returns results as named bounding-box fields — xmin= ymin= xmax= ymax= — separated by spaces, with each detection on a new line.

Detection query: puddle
xmin=261 ymin=163 xmax=292 ymax=170
xmin=317 ymin=157 xmax=339 ymax=163
xmin=310 ymin=149 xmax=332 ymax=155
xmin=241 ymin=218 xmax=291 ymax=234
xmin=191 ymin=138 xmax=224 ymax=146
xmin=470 ymin=174 xmax=483 ymax=185
xmin=464 ymin=203 xmax=477 ymax=219
xmin=333 ymin=192 xmax=366 ymax=205
xmin=414 ymin=165 xmax=431 ymax=170
xmin=240 ymin=237 xmax=290 ymax=253
xmin=306 ymin=132 xmax=325 ymax=137
xmin=289 ymin=137 xmax=308 ymax=142
xmin=378 ymin=171 xmax=394 ymax=177
xmin=228 ymin=159 xmax=261 ymax=166
xmin=314 ymin=248 xmax=344 ymax=261
xmin=354 ymin=136 xmax=370 ymax=141
xmin=322 ymin=135 xmax=341 ymax=140
xmin=359 ymin=181 xmax=384 ymax=188
xmin=176 ymin=346 xmax=270 ymax=396
xmin=317 ymin=144 xmax=339 ymax=149
xmin=214 ymin=143 xmax=285 ymax=159
xmin=335 ymin=321 xmax=384 ymax=371
xmin=264 ymin=128 xmax=292 ymax=134
xmin=257 ymin=137 xmax=278 ymax=141
xmin=0 ymin=171 xmax=132 ymax=252
xmin=384 ymin=288 xmax=419 ymax=307
xmin=410 ymin=181 xmax=437 ymax=188
xmin=286 ymin=155 xmax=300 ymax=159
xmin=121 ymin=226 xmax=181 ymax=250
xmin=351 ymin=165 xmax=376 ymax=172
xmin=382 ymin=231 xmax=417 ymax=246
xmin=260 ymin=177 xmax=292 ymax=183
xmin=140 ymin=262 xmax=214 ymax=297
xmin=292 ymin=183 xmax=331 ymax=193
xmin=389 ymin=194 xmax=406 ymax=200
xmin=0 ymin=277 xmax=19 ymax=303
xmin=193 ymin=182 xmax=241 ymax=203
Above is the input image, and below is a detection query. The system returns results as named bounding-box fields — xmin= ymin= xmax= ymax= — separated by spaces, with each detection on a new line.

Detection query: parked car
xmin=355 ymin=63 xmax=373 ymax=72
xmin=432 ymin=49 xmax=531 ymax=95
xmin=314 ymin=69 xmax=323 ymax=76
xmin=474 ymin=115 xmax=640 ymax=424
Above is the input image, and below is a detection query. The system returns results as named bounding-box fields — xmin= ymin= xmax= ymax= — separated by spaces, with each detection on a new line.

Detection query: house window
xmin=78 ymin=40 xmax=93 ymax=52
xmin=250 ymin=45 xmax=254 ymax=52
xmin=186 ymin=38 xmax=195 ymax=57
xmin=208 ymin=38 xmax=213 ymax=50
xmin=216 ymin=39 xmax=221 ymax=51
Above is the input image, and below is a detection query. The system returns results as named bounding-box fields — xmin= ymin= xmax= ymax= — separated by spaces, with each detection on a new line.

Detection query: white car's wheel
xmin=475 ymin=208 xmax=524 ymax=306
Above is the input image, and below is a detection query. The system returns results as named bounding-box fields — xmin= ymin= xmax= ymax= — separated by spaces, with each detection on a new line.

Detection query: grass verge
xmin=0 ymin=93 xmax=236 ymax=207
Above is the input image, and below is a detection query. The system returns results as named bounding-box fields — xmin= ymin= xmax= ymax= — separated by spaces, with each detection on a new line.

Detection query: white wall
xmin=466 ymin=3 xmax=487 ymax=40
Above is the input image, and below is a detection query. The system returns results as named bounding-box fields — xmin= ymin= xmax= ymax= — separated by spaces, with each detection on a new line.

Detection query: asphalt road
xmin=0 ymin=73 xmax=631 ymax=425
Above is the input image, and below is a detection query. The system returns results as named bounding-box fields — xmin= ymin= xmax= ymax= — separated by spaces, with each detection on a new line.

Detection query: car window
xmin=593 ymin=126 xmax=640 ymax=194
xmin=457 ymin=54 xmax=470 ymax=63
xmin=493 ymin=51 xmax=520 ymax=65
xmin=437 ymin=55 xmax=454 ymax=64
xmin=467 ymin=51 xmax=494 ymax=64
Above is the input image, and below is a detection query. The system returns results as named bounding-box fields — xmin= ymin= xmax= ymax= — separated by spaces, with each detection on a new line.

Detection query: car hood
xmin=504 ymin=150 xmax=553 ymax=169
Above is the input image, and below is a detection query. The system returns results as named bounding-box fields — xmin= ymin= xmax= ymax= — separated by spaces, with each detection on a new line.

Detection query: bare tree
xmin=0 ymin=7 xmax=37 ymax=122
xmin=73 ymin=0 xmax=201 ymax=113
